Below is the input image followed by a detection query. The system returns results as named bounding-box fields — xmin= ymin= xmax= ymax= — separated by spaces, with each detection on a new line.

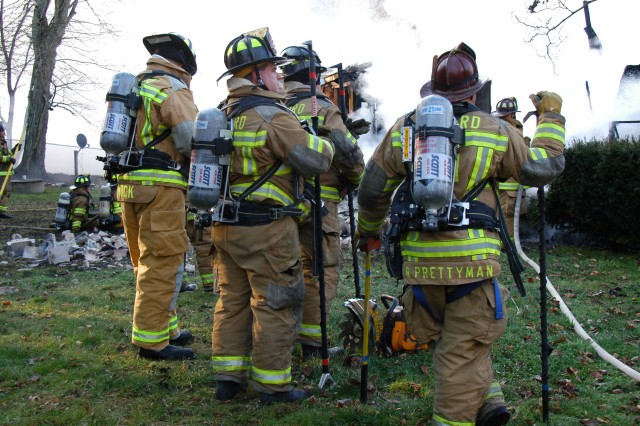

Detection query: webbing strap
xmin=493 ymin=278 xmax=503 ymax=320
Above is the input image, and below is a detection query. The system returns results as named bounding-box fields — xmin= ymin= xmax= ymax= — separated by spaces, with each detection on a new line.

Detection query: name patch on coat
xmin=405 ymin=264 xmax=494 ymax=280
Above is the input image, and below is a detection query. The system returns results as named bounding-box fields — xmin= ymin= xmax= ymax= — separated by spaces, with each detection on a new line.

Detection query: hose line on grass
xmin=513 ymin=185 xmax=640 ymax=382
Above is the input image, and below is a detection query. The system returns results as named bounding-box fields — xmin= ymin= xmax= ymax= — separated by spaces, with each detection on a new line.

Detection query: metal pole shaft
xmin=538 ymin=186 xmax=550 ymax=423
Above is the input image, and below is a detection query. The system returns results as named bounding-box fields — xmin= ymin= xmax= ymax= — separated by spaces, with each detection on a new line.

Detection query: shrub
xmin=546 ymin=138 xmax=640 ymax=250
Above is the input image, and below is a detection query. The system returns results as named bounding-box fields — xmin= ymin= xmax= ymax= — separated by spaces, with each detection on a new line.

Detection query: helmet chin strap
xmin=253 ymin=65 xmax=269 ymax=91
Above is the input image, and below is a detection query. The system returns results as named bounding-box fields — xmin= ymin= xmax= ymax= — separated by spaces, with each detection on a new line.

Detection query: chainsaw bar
xmin=338 ymin=310 xmax=375 ymax=355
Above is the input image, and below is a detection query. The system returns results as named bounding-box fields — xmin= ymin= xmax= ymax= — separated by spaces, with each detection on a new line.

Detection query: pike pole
xmin=330 ymin=62 xmax=362 ymax=298
xmin=303 ymin=40 xmax=334 ymax=390
xmin=538 ymin=186 xmax=550 ymax=423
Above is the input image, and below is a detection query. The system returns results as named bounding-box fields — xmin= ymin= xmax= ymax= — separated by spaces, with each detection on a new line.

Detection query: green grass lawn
xmin=0 ymin=193 xmax=639 ymax=425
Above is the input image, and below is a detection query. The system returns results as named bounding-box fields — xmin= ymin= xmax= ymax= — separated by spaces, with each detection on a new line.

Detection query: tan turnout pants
xmin=211 ymin=216 xmax=304 ymax=393
xmin=402 ymin=279 xmax=509 ymax=423
xmin=120 ymin=185 xmax=189 ymax=350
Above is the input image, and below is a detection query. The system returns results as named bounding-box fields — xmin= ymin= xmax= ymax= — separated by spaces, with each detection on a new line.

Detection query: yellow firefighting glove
xmin=346 ymin=118 xmax=371 ymax=138
xmin=529 ymin=91 xmax=562 ymax=115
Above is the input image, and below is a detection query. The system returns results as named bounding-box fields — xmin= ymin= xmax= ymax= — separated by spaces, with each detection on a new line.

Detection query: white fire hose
xmin=513 ymin=185 xmax=640 ymax=382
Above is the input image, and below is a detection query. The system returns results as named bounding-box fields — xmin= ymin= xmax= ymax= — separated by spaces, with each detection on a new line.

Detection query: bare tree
xmin=514 ymin=0 xmax=600 ymax=70
xmin=0 ymin=0 xmax=34 ymax=143
xmin=0 ymin=0 xmax=118 ymax=179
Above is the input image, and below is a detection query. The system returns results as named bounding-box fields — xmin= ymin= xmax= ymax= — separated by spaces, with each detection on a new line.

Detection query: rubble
xmin=3 ymin=230 xmax=134 ymax=269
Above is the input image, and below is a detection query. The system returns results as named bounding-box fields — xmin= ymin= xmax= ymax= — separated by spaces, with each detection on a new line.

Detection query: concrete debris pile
xmin=3 ymin=230 xmax=132 ymax=269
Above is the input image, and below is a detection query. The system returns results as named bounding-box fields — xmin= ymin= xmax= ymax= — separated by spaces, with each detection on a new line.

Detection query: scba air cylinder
xmin=412 ymin=95 xmax=455 ymax=230
xmin=54 ymin=192 xmax=71 ymax=225
xmin=100 ymin=72 xmax=137 ymax=155
xmin=99 ymin=184 xmax=112 ymax=219
xmin=187 ymin=108 xmax=233 ymax=212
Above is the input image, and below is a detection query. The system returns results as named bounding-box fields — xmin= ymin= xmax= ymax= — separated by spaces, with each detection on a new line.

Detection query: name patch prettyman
xmin=405 ymin=264 xmax=494 ymax=280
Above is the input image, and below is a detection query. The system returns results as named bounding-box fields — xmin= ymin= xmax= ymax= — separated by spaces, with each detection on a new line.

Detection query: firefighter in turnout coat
xmin=492 ymin=97 xmax=530 ymax=239
xmin=0 ymin=123 xmax=15 ymax=219
xmin=116 ymin=33 xmax=199 ymax=361
xmin=212 ymin=30 xmax=334 ymax=404
xmin=356 ymin=43 xmax=565 ymax=425
xmin=280 ymin=45 xmax=366 ymax=358
xmin=68 ymin=175 xmax=98 ymax=233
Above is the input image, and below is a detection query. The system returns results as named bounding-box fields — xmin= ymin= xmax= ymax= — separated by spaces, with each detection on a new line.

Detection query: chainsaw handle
xmin=380 ymin=294 xmax=398 ymax=311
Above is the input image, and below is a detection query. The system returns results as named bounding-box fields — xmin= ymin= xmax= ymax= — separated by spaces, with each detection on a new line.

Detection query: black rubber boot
xmin=215 ymin=380 xmax=247 ymax=401
xmin=169 ymin=329 xmax=193 ymax=346
xmin=259 ymin=389 xmax=310 ymax=405
xmin=138 ymin=345 xmax=196 ymax=361
xmin=0 ymin=212 xmax=13 ymax=219
xmin=477 ymin=404 xmax=510 ymax=426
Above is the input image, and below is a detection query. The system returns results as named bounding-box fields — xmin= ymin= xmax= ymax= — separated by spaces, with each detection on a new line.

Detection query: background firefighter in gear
xmin=356 ymin=42 xmax=565 ymax=425
xmin=185 ymin=205 xmax=215 ymax=293
xmin=211 ymin=29 xmax=334 ymax=405
xmin=115 ymin=32 xmax=199 ymax=361
xmin=0 ymin=123 xmax=16 ymax=219
xmin=280 ymin=44 xmax=366 ymax=360
xmin=68 ymin=175 xmax=99 ymax=233
xmin=492 ymin=97 xmax=531 ymax=240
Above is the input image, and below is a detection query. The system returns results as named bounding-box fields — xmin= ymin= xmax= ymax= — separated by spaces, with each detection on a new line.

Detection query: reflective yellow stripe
xmin=320 ymin=185 xmax=341 ymax=201
xmin=299 ymin=323 xmax=322 ymax=339
xmin=72 ymin=207 xmax=87 ymax=215
xmin=530 ymin=147 xmax=549 ymax=161
xmin=212 ymin=356 xmax=251 ymax=372
xmin=132 ymin=326 xmax=170 ymax=343
xmin=498 ymin=182 xmax=520 ymax=191
xmin=432 ymin=414 xmax=474 ymax=426
xmin=535 ymin=122 xmax=565 ymax=144
xmin=465 ymin=147 xmax=495 ymax=191
xmin=357 ymin=215 xmax=385 ymax=234
xmin=464 ymin=131 xmax=509 ymax=151
xmin=391 ymin=130 xmax=403 ymax=149
xmin=200 ymin=273 xmax=214 ymax=285
xmin=251 ymin=365 xmax=291 ymax=385
xmin=384 ymin=178 xmax=402 ymax=194
xmin=296 ymin=114 xmax=326 ymax=126
xmin=119 ymin=169 xmax=187 ymax=187
xmin=230 ymin=182 xmax=294 ymax=206
xmin=485 ymin=381 xmax=504 ymax=401
xmin=169 ymin=315 xmax=178 ymax=331
xmin=140 ymin=82 xmax=169 ymax=146
xmin=402 ymin=232 xmax=501 ymax=259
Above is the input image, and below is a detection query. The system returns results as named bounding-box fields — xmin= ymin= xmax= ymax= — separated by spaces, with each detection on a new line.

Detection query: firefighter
xmin=492 ymin=97 xmax=530 ymax=239
xmin=211 ymin=29 xmax=334 ymax=404
xmin=68 ymin=175 xmax=99 ymax=233
xmin=116 ymin=32 xmax=198 ymax=361
xmin=184 ymin=206 xmax=215 ymax=293
xmin=0 ymin=123 xmax=15 ymax=219
xmin=356 ymin=43 xmax=565 ymax=425
xmin=280 ymin=45 xmax=366 ymax=359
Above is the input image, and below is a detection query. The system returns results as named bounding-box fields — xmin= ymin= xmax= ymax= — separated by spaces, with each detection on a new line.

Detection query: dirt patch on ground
xmin=0 ymin=173 xmax=77 ymax=249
